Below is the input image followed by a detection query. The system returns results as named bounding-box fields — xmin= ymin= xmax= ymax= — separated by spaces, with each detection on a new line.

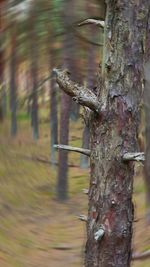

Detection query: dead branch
xmin=78 ymin=19 xmax=105 ymax=28
xmin=78 ymin=215 xmax=87 ymax=222
xmin=82 ymin=189 xmax=89 ymax=194
xmin=132 ymin=250 xmax=150 ymax=260
xmin=53 ymin=68 xmax=100 ymax=113
xmin=123 ymin=152 xmax=145 ymax=162
xmin=54 ymin=144 xmax=91 ymax=156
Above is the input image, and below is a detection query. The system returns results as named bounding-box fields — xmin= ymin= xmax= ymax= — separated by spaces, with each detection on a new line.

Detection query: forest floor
xmin=0 ymin=113 xmax=150 ymax=267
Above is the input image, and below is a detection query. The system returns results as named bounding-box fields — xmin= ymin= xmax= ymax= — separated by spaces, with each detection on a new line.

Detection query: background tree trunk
xmin=57 ymin=0 xmax=75 ymax=200
xmin=48 ymin=24 xmax=58 ymax=164
xmin=29 ymin=6 xmax=39 ymax=140
xmin=0 ymin=0 xmax=6 ymax=121
xmin=80 ymin=11 xmax=97 ymax=169
xmin=10 ymin=22 xmax=17 ymax=136
xmin=85 ymin=2 xmax=148 ymax=267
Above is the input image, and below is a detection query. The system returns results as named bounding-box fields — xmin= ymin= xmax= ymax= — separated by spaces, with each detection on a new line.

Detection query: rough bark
xmin=143 ymin=9 xmax=150 ymax=222
xmin=10 ymin=22 xmax=17 ymax=136
xmin=85 ymin=2 xmax=149 ymax=267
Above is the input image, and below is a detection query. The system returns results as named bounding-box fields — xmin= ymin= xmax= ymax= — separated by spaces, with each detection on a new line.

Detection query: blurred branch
xmin=78 ymin=215 xmax=88 ymax=222
xmin=53 ymin=68 xmax=100 ymax=113
xmin=54 ymin=144 xmax=91 ymax=156
xmin=132 ymin=250 xmax=150 ymax=260
xmin=78 ymin=19 xmax=105 ymax=28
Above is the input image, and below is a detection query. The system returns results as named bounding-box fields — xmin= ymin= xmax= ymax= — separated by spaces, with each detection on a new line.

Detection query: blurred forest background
xmin=0 ymin=0 xmax=150 ymax=266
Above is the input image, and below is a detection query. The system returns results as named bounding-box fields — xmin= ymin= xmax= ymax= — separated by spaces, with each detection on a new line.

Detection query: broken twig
xmin=123 ymin=152 xmax=145 ymax=162
xmin=78 ymin=19 xmax=105 ymax=28
xmin=78 ymin=215 xmax=87 ymax=222
xmin=54 ymin=144 xmax=91 ymax=156
xmin=132 ymin=250 xmax=150 ymax=260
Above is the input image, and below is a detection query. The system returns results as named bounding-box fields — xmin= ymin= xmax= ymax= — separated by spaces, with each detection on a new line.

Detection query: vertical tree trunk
xmin=48 ymin=23 xmax=58 ymax=163
xmin=29 ymin=6 xmax=39 ymax=140
xmin=57 ymin=0 xmax=74 ymax=200
xmin=0 ymin=0 xmax=6 ymax=121
xmin=80 ymin=17 xmax=97 ymax=169
xmin=144 ymin=10 xmax=150 ymax=223
xmin=85 ymin=2 xmax=148 ymax=266
xmin=10 ymin=22 xmax=17 ymax=136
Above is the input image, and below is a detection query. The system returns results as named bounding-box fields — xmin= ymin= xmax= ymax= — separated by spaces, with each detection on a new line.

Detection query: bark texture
xmin=144 ymin=8 xmax=150 ymax=222
xmin=85 ymin=1 xmax=149 ymax=267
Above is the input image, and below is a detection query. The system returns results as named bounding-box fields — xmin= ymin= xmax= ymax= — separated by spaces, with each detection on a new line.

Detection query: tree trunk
xmin=57 ymin=0 xmax=74 ymax=200
xmin=80 ymin=14 xmax=97 ymax=169
xmin=48 ymin=22 xmax=58 ymax=163
xmin=29 ymin=7 xmax=39 ymax=140
xmin=54 ymin=0 xmax=149 ymax=263
xmin=10 ymin=22 xmax=17 ymax=136
xmin=85 ymin=2 xmax=149 ymax=266
xmin=0 ymin=0 xmax=6 ymax=121
xmin=143 ymin=10 xmax=150 ymax=223
xmin=57 ymin=90 xmax=71 ymax=200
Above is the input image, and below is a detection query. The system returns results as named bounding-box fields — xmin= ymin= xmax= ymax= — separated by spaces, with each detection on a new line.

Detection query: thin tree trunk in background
xmin=48 ymin=24 xmax=58 ymax=163
xmin=10 ymin=22 xmax=17 ymax=136
xmin=29 ymin=7 xmax=39 ymax=140
xmin=57 ymin=0 xmax=74 ymax=200
xmin=25 ymin=70 xmax=31 ymax=115
xmin=67 ymin=0 xmax=79 ymax=121
xmin=85 ymin=2 xmax=148 ymax=266
xmin=80 ymin=21 xmax=97 ymax=169
xmin=0 ymin=0 xmax=6 ymax=121
xmin=144 ymin=10 xmax=150 ymax=223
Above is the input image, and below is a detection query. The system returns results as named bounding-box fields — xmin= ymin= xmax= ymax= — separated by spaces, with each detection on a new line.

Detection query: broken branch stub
xmin=123 ymin=152 xmax=145 ymax=162
xmin=53 ymin=68 xmax=100 ymax=113
xmin=78 ymin=19 xmax=105 ymax=28
xmin=54 ymin=144 xmax=91 ymax=156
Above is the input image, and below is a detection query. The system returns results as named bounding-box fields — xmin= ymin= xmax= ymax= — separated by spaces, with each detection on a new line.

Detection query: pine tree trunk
xmin=85 ymin=1 xmax=149 ymax=266
xmin=144 ymin=10 xmax=150 ymax=223
xmin=57 ymin=0 xmax=74 ymax=200
xmin=29 ymin=7 xmax=39 ymax=140
xmin=80 ymin=11 xmax=97 ymax=169
xmin=0 ymin=0 xmax=6 ymax=121
xmin=10 ymin=22 xmax=17 ymax=136
xmin=48 ymin=24 xmax=58 ymax=163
